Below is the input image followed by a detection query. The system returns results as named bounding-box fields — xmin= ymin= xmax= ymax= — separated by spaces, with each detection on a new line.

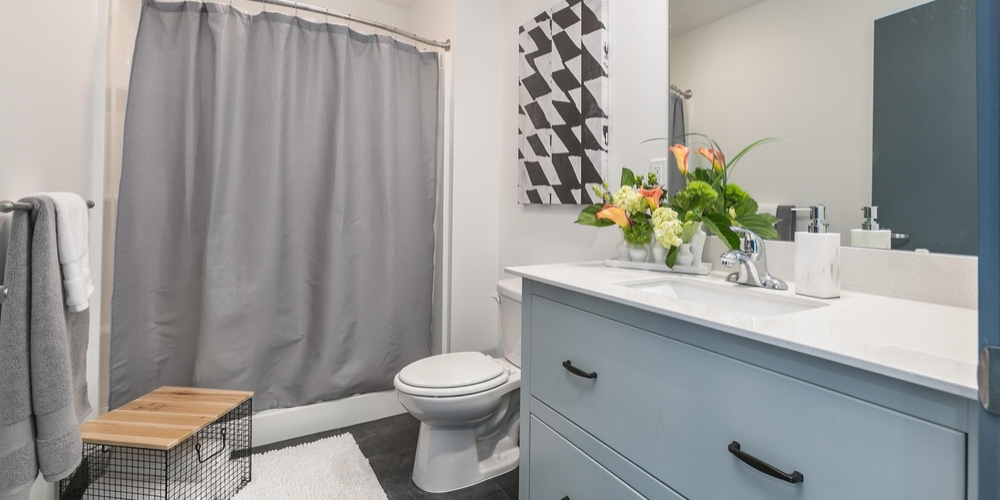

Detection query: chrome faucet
xmin=720 ymin=227 xmax=788 ymax=291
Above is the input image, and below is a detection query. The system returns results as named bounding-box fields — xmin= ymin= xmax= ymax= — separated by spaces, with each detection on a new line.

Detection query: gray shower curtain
xmin=110 ymin=0 xmax=439 ymax=411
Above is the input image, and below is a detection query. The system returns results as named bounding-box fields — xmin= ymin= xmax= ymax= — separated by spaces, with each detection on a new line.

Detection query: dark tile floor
xmin=252 ymin=414 xmax=519 ymax=500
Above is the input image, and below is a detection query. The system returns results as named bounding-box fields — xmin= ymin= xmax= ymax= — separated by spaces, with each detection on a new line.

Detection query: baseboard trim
xmin=252 ymin=390 xmax=406 ymax=447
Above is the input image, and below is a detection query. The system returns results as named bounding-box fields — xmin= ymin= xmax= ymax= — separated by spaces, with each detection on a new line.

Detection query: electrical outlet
xmin=650 ymin=158 xmax=668 ymax=185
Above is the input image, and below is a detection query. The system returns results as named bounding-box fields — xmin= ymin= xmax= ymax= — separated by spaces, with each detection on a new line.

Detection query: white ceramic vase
xmin=650 ymin=240 xmax=668 ymax=265
xmin=676 ymin=243 xmax=695 ymax=267
xmin=618 ymin=233 xmax=631 ymax=261
xmin=690 ymin=227 xmax=708 ymax=267
xmin=629 ymin=245 xmax=649 ymax=263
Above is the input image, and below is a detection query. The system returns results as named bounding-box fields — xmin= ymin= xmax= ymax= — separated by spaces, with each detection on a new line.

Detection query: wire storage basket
xmin=59 ymin=389 xmax=253 ymax=500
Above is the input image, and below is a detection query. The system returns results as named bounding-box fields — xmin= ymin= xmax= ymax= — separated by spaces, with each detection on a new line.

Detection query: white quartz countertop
xmin=506 ymin=262 xmax=979 ymax=400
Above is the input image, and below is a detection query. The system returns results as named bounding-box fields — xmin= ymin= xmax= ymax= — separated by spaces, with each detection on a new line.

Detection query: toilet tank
xmin=497 ymin=278 xmax=522 ymax=368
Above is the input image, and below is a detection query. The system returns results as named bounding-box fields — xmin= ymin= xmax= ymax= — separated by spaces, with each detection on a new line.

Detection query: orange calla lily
xmin=596 ymin=205 xmax=630 ymax=228
xmin=669 ymin=144 xmax=690 ymax=176
xmin=639 ymin=186 xmax=664 ymax=211
xmin=697 ymin=147 xmax=727 ymax=172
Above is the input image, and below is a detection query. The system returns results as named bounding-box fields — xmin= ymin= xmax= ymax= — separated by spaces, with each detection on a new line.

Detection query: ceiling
xmin=670 ymin=0 xmax=767 ymax=38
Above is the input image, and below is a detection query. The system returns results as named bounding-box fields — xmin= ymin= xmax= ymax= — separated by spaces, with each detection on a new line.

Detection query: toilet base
xmin=410 ymin=391 xmax=521 ymax=493
xmin=411 ymin=421 xmax=520 ymax=493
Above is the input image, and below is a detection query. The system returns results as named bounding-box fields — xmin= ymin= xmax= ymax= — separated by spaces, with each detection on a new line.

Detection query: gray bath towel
xmin=775 ymin=205 xmax=796 ymax=241
xmin=0 ymin=197 xmax=91 ymax=496
xmin=0 ymin=198 xmax=39 ymax=496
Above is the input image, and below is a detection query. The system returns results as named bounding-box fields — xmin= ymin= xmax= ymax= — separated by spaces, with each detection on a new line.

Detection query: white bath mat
xmin=233 ymin=434 xmax=388 ymax=500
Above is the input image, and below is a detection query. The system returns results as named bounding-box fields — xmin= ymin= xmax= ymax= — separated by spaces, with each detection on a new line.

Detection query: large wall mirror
xmin=669 ymin=0 xmax=977 ymax=255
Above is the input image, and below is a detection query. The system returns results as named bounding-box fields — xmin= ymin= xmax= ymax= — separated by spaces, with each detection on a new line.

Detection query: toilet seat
xmin=395 ymin=352 xmax=511 ymax=398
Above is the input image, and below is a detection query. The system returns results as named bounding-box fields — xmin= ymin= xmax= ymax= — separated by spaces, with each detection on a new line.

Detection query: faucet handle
xmin=730 ymin=226 xmax=765 ymax=257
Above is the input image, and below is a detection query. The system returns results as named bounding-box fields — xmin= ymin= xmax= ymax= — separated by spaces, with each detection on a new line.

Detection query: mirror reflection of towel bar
xmin=0 ymin=200 xmax=95 ymax=213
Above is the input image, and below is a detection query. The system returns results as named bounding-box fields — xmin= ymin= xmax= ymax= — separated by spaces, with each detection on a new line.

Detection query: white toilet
xmin=394 ymin=278 xmax=522 ymax=493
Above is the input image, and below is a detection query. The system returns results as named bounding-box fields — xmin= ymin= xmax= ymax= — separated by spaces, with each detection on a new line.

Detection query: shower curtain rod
xmin=671 ymin=84 xmax=692 ymax=99
xmin=243 ymin=0 xmax=451 ymax=50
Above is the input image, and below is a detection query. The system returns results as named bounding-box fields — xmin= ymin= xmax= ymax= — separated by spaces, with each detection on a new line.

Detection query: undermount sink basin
xmin=624 ymin=279 xmax=828 ymax=318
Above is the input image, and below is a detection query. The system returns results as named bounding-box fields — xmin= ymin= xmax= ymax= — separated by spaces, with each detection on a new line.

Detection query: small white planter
xmin=650 ymin=241 xmax=668 ymax=264
xmin=675 ymin=243 xmax=695 ymax=267
xmin=628 ymin=245 xmax=649 ymax=263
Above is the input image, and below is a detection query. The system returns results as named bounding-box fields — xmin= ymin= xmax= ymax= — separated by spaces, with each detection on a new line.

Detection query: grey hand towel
xmin=0 ymin=199 xmax=40 ymax=497
xmin=30 ymin=196 xmax=90 ymax=482
xmin=775 ymin=205 xmax=796 ymax=242
xmin=0 ymin=197 xmax=91 ymax=495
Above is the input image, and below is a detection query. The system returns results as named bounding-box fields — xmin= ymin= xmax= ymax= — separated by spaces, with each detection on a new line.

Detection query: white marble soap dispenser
xmin=794 ymin=205 xmax=841 ymax=299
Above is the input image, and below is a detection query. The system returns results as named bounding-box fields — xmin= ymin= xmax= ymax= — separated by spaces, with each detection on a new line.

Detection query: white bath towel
xmin=40 ymin=192 xmax=94 ymax=312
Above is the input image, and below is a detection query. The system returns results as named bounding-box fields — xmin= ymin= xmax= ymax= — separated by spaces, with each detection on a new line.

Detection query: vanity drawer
xmin=529 ymin=296 xmax=967 ymax=500
xmin=529 ymin=416 xmax=648 ymax=500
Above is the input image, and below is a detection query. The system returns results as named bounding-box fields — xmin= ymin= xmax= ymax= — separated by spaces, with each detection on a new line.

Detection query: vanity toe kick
xmin=527 ymin=296 xmax=967 ymax=500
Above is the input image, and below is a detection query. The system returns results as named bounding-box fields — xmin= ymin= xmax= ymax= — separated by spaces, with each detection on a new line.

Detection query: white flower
xmin=652 ymin=207 xmax=683 ymax=249
xmin=612 ymin=186 xmax=646 ymax=214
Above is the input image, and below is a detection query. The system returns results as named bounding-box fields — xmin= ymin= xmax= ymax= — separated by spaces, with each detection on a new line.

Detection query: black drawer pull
xmin=562 ymin=360 xmax=597 ymax=379
xmin=728 ymin=441 xmax=803 ymax=484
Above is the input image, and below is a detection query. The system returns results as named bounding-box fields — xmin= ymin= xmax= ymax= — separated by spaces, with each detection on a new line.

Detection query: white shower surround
xmin=251 ymin=390 xmax=406 ymax=446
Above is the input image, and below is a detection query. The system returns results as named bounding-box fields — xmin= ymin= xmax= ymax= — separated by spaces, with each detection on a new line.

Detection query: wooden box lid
xmin=80 ymin=386 xmax=253 ymax=451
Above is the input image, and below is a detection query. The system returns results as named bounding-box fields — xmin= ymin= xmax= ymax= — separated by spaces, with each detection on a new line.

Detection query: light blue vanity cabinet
xmin=517 ymin=280 xmax=979 ymax=500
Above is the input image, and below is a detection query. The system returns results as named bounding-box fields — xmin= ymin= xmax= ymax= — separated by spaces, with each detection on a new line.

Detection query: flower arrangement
xmin=577 ymin=134 xmax=781 ymax=267
xmin=667 ymin=134 xmax=781 ymax=249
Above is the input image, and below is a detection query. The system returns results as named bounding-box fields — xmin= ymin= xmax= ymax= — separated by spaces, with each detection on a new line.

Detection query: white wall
xmin=670 ymin=0 xmax=931 ymax=243
xmin=439 ymin=0 xmax=670 ymax=356
xmin=0 ymin=1 xmax=109 ymax=499
xmin=231 ymin=0 xmax=411 ymax=27
xmin=447 ymin=0 xmax=503 ymax=355
xmin=496 ymin=0 xmax=669 ymax=276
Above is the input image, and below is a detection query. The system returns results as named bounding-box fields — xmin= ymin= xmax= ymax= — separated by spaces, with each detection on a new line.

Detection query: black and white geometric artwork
xmin=518 ymin=0 xmax=609 ymax=205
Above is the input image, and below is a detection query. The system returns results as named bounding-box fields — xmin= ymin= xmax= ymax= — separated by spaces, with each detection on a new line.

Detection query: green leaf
xmin=575 ymin=204 xmax=615 ymax=227
xmin=621 ymin=168 xmax=636 ymax=188
xmin=666 ymin=246 xmax=678 ymax=268
xmin=703 ymin=213 xmax=741 ymax=249
xmin=735 ymin=214 xmax=781 ymax=240
xmin=733 ymin=197 xmax=759 ymax=217
xmin=692 ymin=168 xmax=715 ymax=184
xmin=758 ymin=213 xmax=779 ymax=225
xmin=680 ymin=221 xmax=698 ymax=243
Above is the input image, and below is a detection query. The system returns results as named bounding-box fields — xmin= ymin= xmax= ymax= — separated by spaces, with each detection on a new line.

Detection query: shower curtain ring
xmin=324 ymin=7 xmax=330 ymax=22
xmin=293 ymin=1 xmax=299 ymax=16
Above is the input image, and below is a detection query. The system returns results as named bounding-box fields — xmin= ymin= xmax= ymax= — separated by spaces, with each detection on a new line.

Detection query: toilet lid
xmin=398 ymin=352 xmax=506 ymax=389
